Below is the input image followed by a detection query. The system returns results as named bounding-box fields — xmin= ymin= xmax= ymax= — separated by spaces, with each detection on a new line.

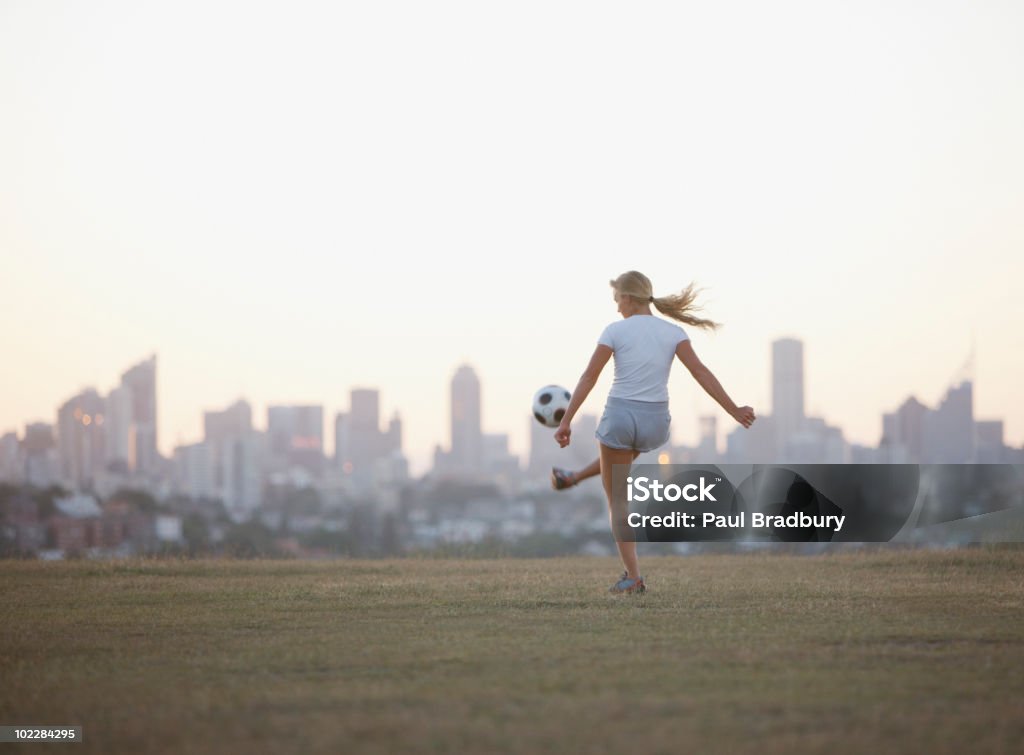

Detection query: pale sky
xmin=2 ymin=1 xmax=1022 ymax=476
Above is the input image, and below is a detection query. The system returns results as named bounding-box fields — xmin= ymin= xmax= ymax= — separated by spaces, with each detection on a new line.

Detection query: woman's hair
xmin=610 ymin=270 xmax=720 ymax=331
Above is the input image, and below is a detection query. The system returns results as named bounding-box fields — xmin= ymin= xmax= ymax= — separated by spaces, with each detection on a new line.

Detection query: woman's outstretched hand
xmin=554 ymin=421 xmax=572 ymax=448
xmin=732 ymin=406 xmax=756 ymax=428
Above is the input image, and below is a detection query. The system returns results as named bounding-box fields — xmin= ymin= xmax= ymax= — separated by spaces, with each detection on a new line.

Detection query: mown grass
xmin=1 ymin=549 xmax=1023 ymax=754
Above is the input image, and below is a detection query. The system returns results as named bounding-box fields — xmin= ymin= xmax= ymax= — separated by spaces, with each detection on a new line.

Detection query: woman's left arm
xmin=555 ymin=345 xmax=613 ymax=447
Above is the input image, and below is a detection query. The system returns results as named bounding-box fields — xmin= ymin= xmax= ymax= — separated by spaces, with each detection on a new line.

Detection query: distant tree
xmin=181 ymin=512 xmax=211 ymax=556
xmin=298 ymin=527 xmax=354 ymax=555
xmin=221 ymin=518 xmax=283 ymax=558
xmin=31 ymin=485 xmax=66 ymax=520
xmin=109 ymin=488 xmax=161 ymax=513
xmin=379 ymin=512 xmax=402 ymax=556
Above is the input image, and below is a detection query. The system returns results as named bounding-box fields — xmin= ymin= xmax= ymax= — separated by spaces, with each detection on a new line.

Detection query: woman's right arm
xmin=554 ymin=344 xmax=613 ymax=447
xmin=675 ymin=340 xmax=756 ymax=428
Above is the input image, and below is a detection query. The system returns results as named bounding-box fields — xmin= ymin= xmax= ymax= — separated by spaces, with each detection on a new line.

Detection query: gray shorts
xmin=595 ymin=396 xmax=672 ymax=452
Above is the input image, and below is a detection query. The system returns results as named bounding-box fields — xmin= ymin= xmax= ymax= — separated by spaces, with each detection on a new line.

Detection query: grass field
xmin=2 ymin=549 xmax=1023 ymax=754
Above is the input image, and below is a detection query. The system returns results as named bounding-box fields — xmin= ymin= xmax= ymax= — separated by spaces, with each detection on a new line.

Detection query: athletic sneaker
xmin=551 ymin=467 xmax=578 ymax=490
xmin=609 ymin=574 xmax=646 ymax=594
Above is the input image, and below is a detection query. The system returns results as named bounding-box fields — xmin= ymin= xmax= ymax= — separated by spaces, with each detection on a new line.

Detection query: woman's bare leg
xmin=599 ymin=444 xmax=643 ymax=579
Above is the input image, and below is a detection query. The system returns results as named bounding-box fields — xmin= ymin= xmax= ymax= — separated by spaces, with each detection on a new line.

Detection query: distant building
xmin=120 ymin=355 xmax=159 ymax=475
xmin=349 ymin=388 xmax=381 ymax=487
xmin=772 ymin=338 xmax=805 ymax=447
xmin=23 ymin=422 xmax=59 ymax=488
xmin=104 ymin=386 xmax=133 ymax=471
xmin=57 ymin=388 xmax=107 ymax=491
xmin=0 ymin=432 xmax=20 ymax=483
xmin=694 ymin=416 xmax=718 ymax=462
xmin=881 ymin=396 xmax=928 ymax=463
xmin=974 ymin=420 xmax=1006 ymax=463
xmin=267 ymin=405 xmax=323 ymax=481
xmin=450 ymin=365 xmax=482 ymax=473
xmin=922 ymin=381 xmax=974 ymax=463
xmin=725 ymin=414 xmax=777 ymax=463
xmin=335 ymin=389 xmax=408 ymax=493
xmin=173 ymin=441 xmax=217 ymax=500
xmin=222 ymin=430 xmax=266 ymax=519
xmin=203 ymin=399 xmax=253 ymax=490
xmin=334 ymin=412 xmax=352 ymax=474
xmin=204 ymin=400 xmax=253 ymax=443
xmin=482 ymin=433 xmax=520 ymax=488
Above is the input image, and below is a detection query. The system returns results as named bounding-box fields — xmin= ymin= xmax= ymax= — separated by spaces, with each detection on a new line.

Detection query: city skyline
xmin=2 ymin=2 xmax=1023 ymax=475
xmin=1 ymin=335 xmax=1017 ymax=483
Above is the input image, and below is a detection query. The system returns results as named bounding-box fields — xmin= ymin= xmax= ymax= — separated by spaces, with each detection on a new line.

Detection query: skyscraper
xmin=772 ymin=338 xmax=804 ymax=446
xmin=923 ymin=381 xmax=974 ymax=463
xmin=881 ymin=396 xmax=928 ymax=463
xmin=57 ymin=388 xmax=107 ymax=491
xmin=352 ymin=385 xmax=385 ymax=473
xmin=222 ymin=430 xmax=266 ymax=519
xmin=0 ymin=432 xmax=19 ymax=483
xmin=450 ymin=365 xmax=482 ymax=473
xmin=349 ymin=388 xmax=381 ymax=483
xmin=120 ymin=355 xmax=158 ymax=475
xmin=267 ymin=405 xmax=324 ymax=480
xmin=204 ymin=400 xmax=252 ymax=443
xmin=104 ymin=386 xmax=133 ymax=471
xmin=23 ymin=422 xmax=58 ymax=488
xmin=384 ymin=413 xmax=402 ymax=456
xmin=696 ymin=416 xmax=718 ymax=460
xmin=334 ymin=412 xmax=352 ymax=474
xmin=173 ymin=442 xmax=216 ymax=500
xmin=204 ymin=399 xmax=253 ymax=489
xmin=337 ymin=389 xmax=406 ymax=491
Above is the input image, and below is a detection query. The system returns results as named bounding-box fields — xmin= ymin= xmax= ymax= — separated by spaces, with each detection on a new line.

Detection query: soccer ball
xmin=532 ymin=385 xmax=571 ymax=428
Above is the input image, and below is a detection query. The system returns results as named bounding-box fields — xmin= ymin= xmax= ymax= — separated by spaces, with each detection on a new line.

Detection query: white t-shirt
xmin=597 ymin=315 xmax=690 ymax=402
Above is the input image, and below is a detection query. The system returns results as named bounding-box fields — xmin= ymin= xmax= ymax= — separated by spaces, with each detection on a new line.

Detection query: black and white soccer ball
xmin=532 ymin=385 xmax=571 ymax=428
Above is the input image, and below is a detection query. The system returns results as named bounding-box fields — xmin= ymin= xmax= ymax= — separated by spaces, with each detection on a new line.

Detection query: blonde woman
xmin=553 ymin=271 xmax=756 ymax=594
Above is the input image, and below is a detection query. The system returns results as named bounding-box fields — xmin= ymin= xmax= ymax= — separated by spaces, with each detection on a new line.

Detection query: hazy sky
xmin=2 ymin=1 xmax=1022 ymax=475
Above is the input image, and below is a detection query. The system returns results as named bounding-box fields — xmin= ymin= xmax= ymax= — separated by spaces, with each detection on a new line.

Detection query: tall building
xmin=173 ymin=442 xmax=216 ymax=500
xmin=695 ymin=416 xmax=718 ymax=461
xmin=922 ymin=381 xmax=974 ymax=463
xmin=483 ymin=433 xmax=519 ymax=476
xmin=57 ymin=388 xmax=107 ymax=491
xmin=336 ymin=389 xmax=406 ymax=492
xmin=349 ymin=388 xmax=381 ymax=485
xmin=120 ymin=355 xmax=159 ymax=475
xmin=222 ymin=430 xmax=266 ymax=519
xmin=0 ymin=432 xmax=20 ymax=482
xmin=772 ymin=338 xmax=804 ymax=447
xmin=23 ymin=422 xmax=58 ymax=487
xmin=204 ymin=399 xmax=253 ymax=490
xmin=104 ymin=386 xmax=133 ymax=471
xmin=450 ymin=365 xmax=482 ymax=473
xmin=204 ymin=400 xmax=252 ymax=442
xmin=384 ymin=413 xmax=402 ymax=455
xmin=334 ymin=412 xmax=352 ymax=473
xmin=974 ymin=420 xmax=1005 ymax=463
xmin=881 ymin=396 xmax=928 ymax=463
xmin=725 ymin=413 xmax=777 ymax=463
xmin=267 ymin=405 xmax=324 ymax=480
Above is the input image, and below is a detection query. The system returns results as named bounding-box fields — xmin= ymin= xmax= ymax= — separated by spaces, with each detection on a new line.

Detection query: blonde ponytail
xmin=610 ymin=271 xmax=720 ymax=331
xmin=652 ymin=282 xmax=720 ymax=331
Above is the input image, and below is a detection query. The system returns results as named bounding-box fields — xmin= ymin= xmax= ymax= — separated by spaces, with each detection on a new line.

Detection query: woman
xmin=553 ymin=271 xmax=756 ymax=595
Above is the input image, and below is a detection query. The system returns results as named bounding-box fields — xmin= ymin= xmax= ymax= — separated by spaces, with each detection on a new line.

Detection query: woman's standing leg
xmin=599 ymin=443 xmax=642 ymax=579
